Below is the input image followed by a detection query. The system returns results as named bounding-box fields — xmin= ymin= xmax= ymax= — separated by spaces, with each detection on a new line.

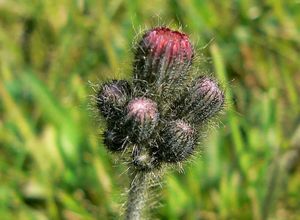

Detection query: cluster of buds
xmin=96 ymin=27 xmax=224 ymax=171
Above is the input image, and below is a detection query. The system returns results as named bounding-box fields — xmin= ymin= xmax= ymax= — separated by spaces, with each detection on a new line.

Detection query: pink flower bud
xmin=133 ymin=27 xmax=194 ymax=85
xmin=125 ymin=97 xmax=159 ymax=141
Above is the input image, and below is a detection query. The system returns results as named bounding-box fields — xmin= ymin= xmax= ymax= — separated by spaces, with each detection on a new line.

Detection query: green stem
xmin=125 ymin=170 xmax=150 ymax=220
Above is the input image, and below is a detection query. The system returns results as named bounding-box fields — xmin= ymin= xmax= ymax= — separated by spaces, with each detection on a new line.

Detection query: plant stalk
xmin=125 ymin=169 xmax=150 ymax=220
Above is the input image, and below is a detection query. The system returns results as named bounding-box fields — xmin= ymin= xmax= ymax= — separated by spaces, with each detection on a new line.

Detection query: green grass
xmin=1 ymin=0 xmax=300 ymax=219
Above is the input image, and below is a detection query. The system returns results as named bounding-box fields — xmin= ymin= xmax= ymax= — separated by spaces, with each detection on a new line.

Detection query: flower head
xmin=154 ymin=120 xmax=197 ymax=163
xmin=96 ymin=27 xmax=225 ymax=167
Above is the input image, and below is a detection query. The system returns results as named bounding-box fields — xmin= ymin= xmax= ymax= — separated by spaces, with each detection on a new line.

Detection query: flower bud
xmin=103 ymin=128 xmax=128 ymax=152
xmin=176 ymin=76 xmax=224 ymax=125
xmin=154 ymin=120 xmax=197 ymax=163
xmin=133 ymin=27 xmax=193 ymax=86
xmin=96 ymin=80 xmax=131 ymax=119
xmin=125 ymin=97 xmax=159 ymax=142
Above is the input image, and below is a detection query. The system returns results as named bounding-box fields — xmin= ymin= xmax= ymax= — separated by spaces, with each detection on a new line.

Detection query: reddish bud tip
xmin=133 ymin=27 xmax=194 ymax=85
xmin=144 ymin=27 xmax=193 ymax=62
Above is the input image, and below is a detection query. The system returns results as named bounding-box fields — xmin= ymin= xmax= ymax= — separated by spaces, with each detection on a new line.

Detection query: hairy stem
xmin=125 ymin=169 xmax=151 ymax=220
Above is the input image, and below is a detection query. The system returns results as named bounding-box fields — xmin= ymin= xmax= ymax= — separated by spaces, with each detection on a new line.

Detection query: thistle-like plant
xmin=95 ymin=27 xmax=224 ymax=220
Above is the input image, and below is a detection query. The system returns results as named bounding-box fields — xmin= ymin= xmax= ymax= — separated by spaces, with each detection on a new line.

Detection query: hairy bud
xmin=154 ymin=120 xmax=197 ymax=163
xmin=103 ymin=128 xmax=128 ymax=152
xmin=96 ymin=80 xmax=131 ymax=119
xmin=176 ymin=76 xmax=224 ymax=125
xmin=133 ymin=27 xmax=193 ymax=87
xmin=125 ymin=97 xmax=159 ymax=141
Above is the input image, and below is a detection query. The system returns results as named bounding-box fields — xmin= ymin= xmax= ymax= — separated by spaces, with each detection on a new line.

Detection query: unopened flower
xmin=154 ymin=120 xmax=197 ymax=163
xmin=174 ymin=76 xmax=224 ymax=125
xmin=96 ymin=80 xmax=131 ymax=119
xmin=133 ymin=27 xmax=194 ymax=87
xmin=125 ymin=97 xmax=159 ymax=141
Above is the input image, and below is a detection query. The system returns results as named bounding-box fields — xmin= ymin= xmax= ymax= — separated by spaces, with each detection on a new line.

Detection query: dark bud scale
xmin=103 ymin=128 xmax=127 ymax=152
xmin=96 ymin=27 xmax=225 ymax=169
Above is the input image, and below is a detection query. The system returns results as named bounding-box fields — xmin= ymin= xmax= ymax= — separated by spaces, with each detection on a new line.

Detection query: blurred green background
xmin=1 ymin=0 xmax=300 ymax=219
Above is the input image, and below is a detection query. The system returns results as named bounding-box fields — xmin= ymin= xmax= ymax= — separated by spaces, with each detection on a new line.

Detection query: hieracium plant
xmin=95 ymin=27 xmax=224 ymax=219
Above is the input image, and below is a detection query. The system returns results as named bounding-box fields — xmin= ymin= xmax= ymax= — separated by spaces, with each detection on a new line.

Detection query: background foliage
xmin=1 ymin=0 xmax=300 ymax=219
